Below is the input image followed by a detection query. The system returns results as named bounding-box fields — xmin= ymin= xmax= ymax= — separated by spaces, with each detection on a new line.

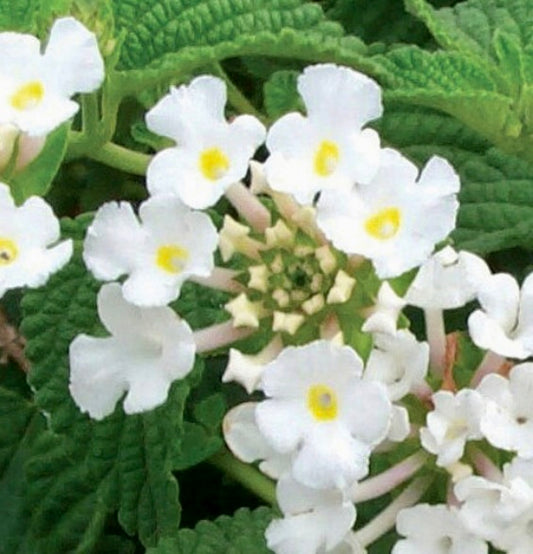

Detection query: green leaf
xmin=0 ymin=0 xmax=72 ymax=34
xmin=111 ymin=0 xmax=343 ymax=71
xmin=146 ymin=507 xmax=274 ymax=554
xmin=371 ymin=0 xmax=533 ymax=160
xmin=0 ymin=387 xmax=45 ymax=554
xmin=20 ymin=216 xmax=195 ymax=550
xmin=7 ymin=122 xmax=70 ymax=204
xmin=375 ymin=102 xmax=533 ymax=254
xmin=263 ymin=70 xmax=301 ymax=119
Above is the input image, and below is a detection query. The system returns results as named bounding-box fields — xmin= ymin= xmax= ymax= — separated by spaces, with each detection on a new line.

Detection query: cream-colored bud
xmin=219 ymin=215 xmax=262 ymax=262
xmin=249 ymin=160 xmax=270 ymax=195
xmin=315 ymin=245 xmax=337 ymax=274
xmin=326 ymin=270 xmax=356 ymax=304
xmin=272 ymin=311 xmax=305 ymax=335
xmin=447 ymin=461 xmax=473 ymax=483
xmin=248 ymin=265 xmax=269 ymax=292
xmin=302 ymin=293 xmax=325 ymax=315
xmin=272 ymin=288 xmax=290 ymax=308
xmin=265 ymin=219 xmax=294 ymax=248
xmin=225 ymin=293 xmax=266 ymax=328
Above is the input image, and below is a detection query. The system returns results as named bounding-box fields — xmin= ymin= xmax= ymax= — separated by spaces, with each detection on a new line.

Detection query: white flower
xmin=83 ymin=195 xmax=218 ymax=306
xmin=316 ymin=149 xmax=459 ymax=278
xmin=420 ymin=389 xmax=484 ymax=467
xmin=362 ymin=282 xmax=406 ymax=336
xmin=365 ymin=330 xmax=429 ymax=402
xmin=406 ymin=246 xmax=491 ymax=310
xmin=0 ymin=17 xmax=104 ymax=136
xmin=468 ymin=272 xmax=533 ymax=359
xmin=255 ymin=340 xmax=392 ymax=489
xmin=455 ymin=457 xmax=533 ymax=553
xmin=393 ymin=504 xmax=488 ymax=554
xmin=265 ymin=64 xmax=382 ymax=205
xmin=69 ymin=283 xmax=195 ymax=419
xmin=0 ymin=182 xmax=72 ymax=298
xmin=146 ymin=76 xmax=265 ymax=209
xmin=266 ymin=473 xmax=357 ymax=554
xmin=223 ymin=402 xmax=291 ymax=480
xmin=477 ymin=363 xmax=533 ymax=457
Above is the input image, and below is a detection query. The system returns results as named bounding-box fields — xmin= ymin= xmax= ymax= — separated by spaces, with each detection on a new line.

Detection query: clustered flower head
xmin=6 ymin=17 xmax=533 ymax=550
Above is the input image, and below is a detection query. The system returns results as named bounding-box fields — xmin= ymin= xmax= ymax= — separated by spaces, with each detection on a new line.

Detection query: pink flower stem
xmin=354 ymin=476 xmax=433 ymax=547
xmin=225 ymin=182 xmax=271 ymax=232
xmin=194 ymin=320 xmax=254 ymax=354
xmin=470 ymin=350 xmax=507 ymax=388
xmin=424 ymin=308 xmax=446 ymax=378
xmin=350 ymin=451 xmax=429 ymax=503
xmin=189 ymin=267 xmax=244 ymax=294
xmin=470 ymin=447 xmax=503 ymax=482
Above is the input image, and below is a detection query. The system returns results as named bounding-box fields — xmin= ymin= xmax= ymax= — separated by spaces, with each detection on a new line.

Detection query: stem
xmin=0 ymin=308 xmax=29 ymax=372
xmin=67 ymin=132 xmax=151 ymax=175
xmin=349 ymin=451 xmax=429 ymax=503
xmin=424 ymin=308 xmax=446 ymax=378
xmin=194 ymin=320 xmax=253 ymax=353
xmin=210 ymin=63 xmax=266 ymax=122
xmin=81 ymin=93 xmax=100 ymax=138
xmin=470 ymin=447 xmax=503 ymax=482
xmin=189 ymin=267 xmax=244 ymax=294
xmin=209 ymin=448 xmax=277 ymax=506
xmin=225 ymin=182 xmax=271 ymax=232
xmin=470 ymin=350 xmax=507 ymax=387
xmin=354 ymin=476 xmax=432 ymax=547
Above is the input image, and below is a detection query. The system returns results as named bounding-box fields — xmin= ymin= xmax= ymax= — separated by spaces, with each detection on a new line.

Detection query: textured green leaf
xmin=0 ymin=0 xmax=72 ymax=34
xmin=371 ymin=0 xmax=533 ymax=160
xmin=0 ymin=387 xmax=45 ymax=554
xmin=111 ymin=0 xmax=343 ymax=71
xmin=7 ymin=122 xmax=70 ymax=204
xmin=20 ymin=216 xmax=195 ymax=550
xmin=146 ymin=507 xmax=274 ymax=554
xmin=375 ymin=102 xmax=533 ymax=254
xmin=263 ymin=70 xmax=301 ymax=119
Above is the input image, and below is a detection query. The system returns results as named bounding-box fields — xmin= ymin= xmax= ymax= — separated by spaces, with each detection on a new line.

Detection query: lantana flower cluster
xmin=4 ymin=16 xmax=533 ymax=554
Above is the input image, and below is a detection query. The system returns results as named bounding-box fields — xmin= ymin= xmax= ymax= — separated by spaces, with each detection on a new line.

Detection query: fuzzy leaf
xmin=376 ymin=103 xmax=533 ymax=254
xmin=7 ymin=122 xmax=70 ymax=203
xmin=111 ymin=0 xmax=344 ymax=71
xmin=20 ymin=216 xmax=194 ymax=550
xmin=0 ymin=386 xmax=45 ymax=554
xmin=371 ymin=0 xmax=533 ymax=160
xmin=263 ymin=70 xmax=301 ymax=119
xmin=146 ymin=507 xmax=274 ymax=554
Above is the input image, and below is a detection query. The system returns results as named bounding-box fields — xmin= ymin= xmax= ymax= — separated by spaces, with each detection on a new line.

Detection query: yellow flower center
xmin=307 ymin=384 xmax=338 ymax=421
xmin=10 ymin=81 xmax=45 ymax=111
xmin=313 ymin=140 xmax=340 ymax=177
xmin=199 ymin=147 xmax=230 ymax=181
xmin=0 ymin=237 xmax=18 ymax=265
xmin=364 ymin=207 xmax=401 ymax=240
xmin=155 ymin=244 xmax=189 ymax=274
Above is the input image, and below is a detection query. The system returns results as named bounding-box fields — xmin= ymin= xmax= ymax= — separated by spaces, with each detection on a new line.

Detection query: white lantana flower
xmin=83 ymin=195 xmax=218 ymax=307
xmin=0 ymin=182 xmax=72 ymax=298
xmin=316 ymin=149 xmax=459 ymax=278
xmin=455 ymin=457 xmax=533 ymax=553
xmin=365 ymin=330 xmax=429 ymax=402
xmin=265 ymin=64 xmax=382 ymax=205
xmin=0 ymin=17 xmax=104 ymax=136
xmin=69 ymin=283 xmax=195 ymax=419
xmin=146 ymin=76 xmax=266 ymax=209
xmin=420 ymin=389 xmax=484 ymax=467
xmin=362 ymin=282 xmax=406 ymax=336
xmin=266 ymin=473 xmax=357 ymax=554
xmin=393 ymin=504 xmax=488 ymax=554
xmin=255 ymin=340 xmax=392 ymax=489
xmin=468 ymin=272 xmax=533 ymax=359
xmin=405 ymin=246 xmax=491 ymax=310
xmin=223 ymin=402 xmax=290 ymax=480
xmin=476 ymin=363 xmax=533 ymax=457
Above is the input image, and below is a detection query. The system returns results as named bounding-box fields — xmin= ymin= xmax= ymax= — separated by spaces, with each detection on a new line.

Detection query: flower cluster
xmin=5 ymin=16 xmax=533 ymax=551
